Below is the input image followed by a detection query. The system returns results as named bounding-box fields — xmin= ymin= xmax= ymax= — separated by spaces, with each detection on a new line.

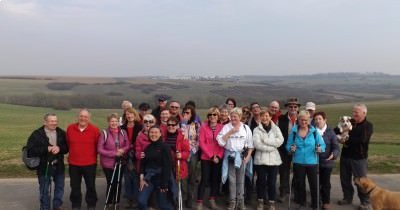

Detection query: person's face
xmin=307 ymin=109 xmax=315 ymax=117
xmin=167 ymin=120 xmax=179 ymax=133
xmin=159 ymin=100 xmax=167 ymax=108
xmin=230 ymin=113 xmax=241 ymax=126
xmin=207 ymin=112 xmax=219 ymax=123
xmin=260 ymin=112 xmax=271 ymax=125
xmin=108 ymin=117 xmax=119 ymax=129
xmin=148 ymin=128 xmax=162 ymax=142
xmin=44 ymin=116 xmax=58 ymax=131
xmin=287 ymin=104 xmax=299 ymax=116
xmin=313 ymin=115 xmax=326 ymax=129
xmin=169 ymin=102 xmax=180 ymax=115
xmin=269 ymin=102 xmax=279 ymax=115
xmin=143 ymin=118 xmax=156 ymax=131
xmin=140 ymin=109 xmax=150 ymax=117
xmin=183 ymin=108 xmax=192 ymax=120
xmin=220 ymin=109 xmax=229 ymax=121
xmin=298 ymin=115 xmax=310 ymax=128
xmin=78 ymin=110 xmax=90 ymax=127
xmin=227 ymin=100 xmax=235 ymax=110
xmin=251 ymin=104 xmax=261 ymax=115
xmin=125 ymin=111 xmax=135 ymax=123
xmin=160 ymin=110 xmax=170 ymax=123
xmin=352 ymin=107 xmax=366 ymax=123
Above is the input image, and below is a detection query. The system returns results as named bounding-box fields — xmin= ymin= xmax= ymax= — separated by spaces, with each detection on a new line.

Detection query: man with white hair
xmin=269 ymin=100 xmax=281 ymax=124
xmin=337 ymin=104 xmax=373 ymax=210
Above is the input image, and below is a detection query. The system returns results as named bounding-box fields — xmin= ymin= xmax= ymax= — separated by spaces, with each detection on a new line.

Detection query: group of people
xmin=26 ymin=96 xmax=373 ymax=210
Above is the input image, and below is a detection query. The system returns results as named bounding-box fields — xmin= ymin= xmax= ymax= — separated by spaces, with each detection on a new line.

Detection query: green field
xmin=1 ymin=100 xmax=399 ymax=177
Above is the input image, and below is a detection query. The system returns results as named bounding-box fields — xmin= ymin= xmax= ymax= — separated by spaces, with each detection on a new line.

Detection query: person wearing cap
xmin=152 ymin=96 xmax=168 ymax=122
xmin=305 ymin=102 xmax=317 ymax=125
xmin=277 ymin=97 xmax=301 ymax=202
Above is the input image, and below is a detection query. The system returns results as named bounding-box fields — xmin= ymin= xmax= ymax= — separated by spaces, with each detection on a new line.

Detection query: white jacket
xmin=253 ymin=122 xmax=284 ymax=166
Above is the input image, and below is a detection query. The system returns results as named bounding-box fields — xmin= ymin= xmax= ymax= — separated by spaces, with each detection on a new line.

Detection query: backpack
xmin=102 ymin=129 xmax=126 ymax=145
xmin=22 ymin=145 xmax=40 ymax=170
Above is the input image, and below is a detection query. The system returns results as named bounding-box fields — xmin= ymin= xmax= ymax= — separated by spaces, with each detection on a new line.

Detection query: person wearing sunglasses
xmin=163 ymin=116 xmax=190 ymax=207
xmin=196 ymin=107 xmax=224 ymax=210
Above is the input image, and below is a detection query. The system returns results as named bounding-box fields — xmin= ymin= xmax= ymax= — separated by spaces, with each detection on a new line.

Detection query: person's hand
xmin=140 ymin=152 xmax=145 ymax=159
xmin=51 ymin=146 xmax=60 ymax=154
xmin=116 ymin=149 xmax=124 ymax=157
xmin=176 ymin=152 xmax=182 ymax=159
xmin=242 ymin=156 xmax=250 ymax=165
xmin=326 ymin=153 xmax=334 ymax=160
xmin=290 ymin=145 xmax=297 ymax=153
xmin=316 ymin=145 xmax=322 ymax=153
xmin=213 ymin=156 xmax=219 ymax=164
xmin=139 ymin=179 xmax=148 ymax=191
xmin=48 ymin=146 xmax=53 ymax=152
xmin=230 ymin=126 xmax=240 ymax=134
xmin=160 ymin=187 xmax=169 ymax=193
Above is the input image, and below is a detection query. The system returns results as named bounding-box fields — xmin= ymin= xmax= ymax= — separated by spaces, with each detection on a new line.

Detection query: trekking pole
xmin=40 ymin=160 xmax=50 ymax=210
xmin=114 ymin=158 xmax=122 ymax=210
xmin=104 ymin=162 xmax=118 ymax=210
xmin=288 ymin=144 xmax=296 ymax=210
xmin=177 ymin=157 xmax=183 ymax=210
xmin=316 ymin=144 xmax=320 ymax=210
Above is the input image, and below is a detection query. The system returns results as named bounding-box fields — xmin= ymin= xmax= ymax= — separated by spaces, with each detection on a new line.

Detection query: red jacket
xmin=134 ymin=131 xmax=151 ymax=174
xmin=199 ymin=122 xmax=224 ymax=160
xmin=66 ymin=123 xmax=100 ymax=166
xmin=168 ymin=131 xmax=190 ymax=180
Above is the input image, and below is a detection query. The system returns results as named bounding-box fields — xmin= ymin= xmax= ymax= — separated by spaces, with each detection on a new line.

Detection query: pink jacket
xmin=97 ymin=128 xmax=130 ymax=169
xmin=134 ymin=131 xmax=151 ymax=174
xmin=199 ymin=122 xmax=224 ymax=160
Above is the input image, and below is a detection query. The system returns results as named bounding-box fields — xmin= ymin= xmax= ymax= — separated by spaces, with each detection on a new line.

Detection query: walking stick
xmin=177 ymin=158 xmax=183 ymax=210
xmin=316 ymin=144 xmax=320 ymax=210
xmin=40 ymin=160 xmax=50 ymax=210
xmin=104 ymin=161 xmax=118 ymax=210
xmin=288 ymin=144 xmax=296 ymax=210
xmin=114 ymin=158 xmax=122 ymax=210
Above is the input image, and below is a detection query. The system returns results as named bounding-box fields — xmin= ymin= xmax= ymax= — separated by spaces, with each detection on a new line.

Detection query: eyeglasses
xmin=208 ymin=113 xmax=218 ymax=117
xmin=288 ymin=106 xmax=298 ymax=109
xmin=143 ymin=120 xmax=154 ymax=124
xmin=170 ymin=106 xmax=180 ymax=109
xmin=167 ymin=123 xmax=177 ymax=127
xmin=227 ymin=103 xmax=234 ymax=106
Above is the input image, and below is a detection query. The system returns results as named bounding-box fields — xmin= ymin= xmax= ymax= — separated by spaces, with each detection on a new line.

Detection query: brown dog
xmin=354 ymin=177 xmax=400 ymax=210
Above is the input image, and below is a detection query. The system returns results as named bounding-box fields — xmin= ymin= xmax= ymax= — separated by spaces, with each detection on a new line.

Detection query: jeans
xmin=255 ymin=165 xmax=279 ymax=201
xmin=228 ymin=159 xmax=246 ymax=200
xmin=69 ymin=164 xmax=98 ymax=208
xmin=137 ymin=176 xmax=173 ymax=210
xmin=38 ymin=172 xmax=65 ymax=210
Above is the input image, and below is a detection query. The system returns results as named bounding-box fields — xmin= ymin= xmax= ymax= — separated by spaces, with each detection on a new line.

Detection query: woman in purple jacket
xmin=98 ymin=113 xmax=130 ymax=209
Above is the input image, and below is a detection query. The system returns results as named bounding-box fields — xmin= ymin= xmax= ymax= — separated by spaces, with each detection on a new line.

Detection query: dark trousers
xmin=137 ymin=176 xmax=173 ymax=210
xmin=197 ymin=160 xmax=221 ymax=201
xmin=255 ymin=165 xmax=279 ymax=201
xmin=293 ymin=164 xmax=318 ymax=208
xmin=123 ymin=167 xmax=139 ymax=201
xmin=103 ymin=165 xmax=125 ymax=204
xmin=339 ymin=157 xmax=369 ymax=204
xmin=69 ymin=164 xmax=98 ymax=208
xmin=319 ymin=167 xmax=333 ymax=204
xmin=279 ymin=151 xmax=292 ymax=195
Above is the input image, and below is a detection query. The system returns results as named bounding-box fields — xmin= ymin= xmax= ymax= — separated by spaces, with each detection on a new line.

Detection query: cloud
xmin=0 ymin=0 xmax=40 ymax=17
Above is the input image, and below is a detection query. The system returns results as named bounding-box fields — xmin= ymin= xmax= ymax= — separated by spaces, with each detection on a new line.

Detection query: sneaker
xmin=227 ymin=200 xmax=236 ymax=210
xmin=256 ymin=199 xmax=264 ymax=210
xmin=358 ymin=204 xmax=369 ymax=210
xmin=337 ymin=199 xmax=352 ymax=205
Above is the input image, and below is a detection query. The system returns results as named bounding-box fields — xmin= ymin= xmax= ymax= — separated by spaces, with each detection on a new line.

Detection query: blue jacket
xmin=286 ymin=125 xmax=326 ymax=165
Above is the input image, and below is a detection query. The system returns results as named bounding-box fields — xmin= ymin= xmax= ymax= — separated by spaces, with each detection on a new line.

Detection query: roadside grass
xmin=1 ymin=100 xmax=400 ymax=177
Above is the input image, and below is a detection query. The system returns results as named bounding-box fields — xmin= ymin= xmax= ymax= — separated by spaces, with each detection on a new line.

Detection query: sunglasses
xmin=208 ymin=113 xmax=218 ymax=117
xmin=167 ymin=123 xmax=177 ymax=127
xmin=143 ymin=120 xmax=154 ymax=124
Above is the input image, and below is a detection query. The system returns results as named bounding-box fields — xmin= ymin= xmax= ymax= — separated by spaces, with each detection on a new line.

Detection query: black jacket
xmin=340 ymin=118 xmax=373 ymax=160
xmin=27 ymin=126 xmax=68 ymax=176
xmin=277 ymin=112 xmax=293 ymax=154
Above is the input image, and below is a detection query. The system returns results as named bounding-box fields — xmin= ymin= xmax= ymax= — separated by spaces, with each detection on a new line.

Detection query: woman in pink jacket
xmin=196 ymin=107 xmax=224 ymax=210
xmin=134 ymin=114 xmax=157 ymax=174
xmin=97 ymin=113 xmax=130 ymax=209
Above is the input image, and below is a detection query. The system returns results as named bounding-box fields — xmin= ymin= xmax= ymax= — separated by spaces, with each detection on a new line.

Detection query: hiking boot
xmin=268 ymin=201 xmax=276 ymax=210
xmin=196 ymin=202 xmax=203 ymax=210
xmin=227 ymin=200 xmax=236 ymax=210
xmin=358 ymin=204 xmax=369 ymax=210
xmin=322 ymin=203 xmax=331 ymax=209
xmin=237 ymin=199 xmax=246 ymax=210
xmin=337 ymin=199 xmax=352 ymax=205
xmin=209 ymin=199 xmax=218 ymax=210
xmin=257 ymin=199 xmax=264 ymax=210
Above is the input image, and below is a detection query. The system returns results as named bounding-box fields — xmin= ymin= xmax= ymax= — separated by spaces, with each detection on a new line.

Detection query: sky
xmin=0 ymin=0 xmax=399 ymax=77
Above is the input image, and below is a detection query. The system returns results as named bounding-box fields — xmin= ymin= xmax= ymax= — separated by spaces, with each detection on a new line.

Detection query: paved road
xmin=1 ymin=174 xmax=399 ymax=210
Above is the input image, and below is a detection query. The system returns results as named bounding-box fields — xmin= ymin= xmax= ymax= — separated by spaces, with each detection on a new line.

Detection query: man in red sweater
xmin=66 ymin=108 xmax=100 ymax=210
